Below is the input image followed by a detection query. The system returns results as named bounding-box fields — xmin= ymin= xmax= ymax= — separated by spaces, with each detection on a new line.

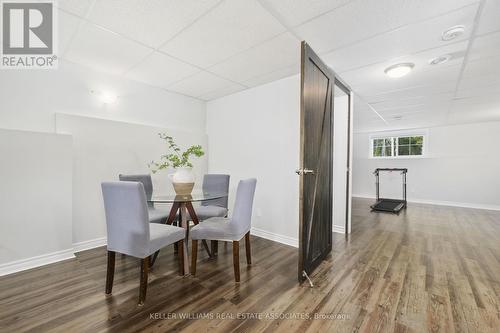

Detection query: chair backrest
xmin=230 ymin=179 xmax=257 ymax=235
xmin=119 ymin=174 xmax=153 ymax=208
xmin=202 ymin=174 xmax=230 ymax=208
xmin=101 ymin=181 xmax=150 ymax=258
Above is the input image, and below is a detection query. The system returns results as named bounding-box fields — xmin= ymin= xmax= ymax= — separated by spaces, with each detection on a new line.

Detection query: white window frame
xmin=369 ymin=130 xmax=427 ymax=159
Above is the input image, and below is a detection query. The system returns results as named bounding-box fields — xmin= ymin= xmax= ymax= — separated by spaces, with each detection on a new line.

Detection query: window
xmin=371 ymin=135 xmax=424 ymax=158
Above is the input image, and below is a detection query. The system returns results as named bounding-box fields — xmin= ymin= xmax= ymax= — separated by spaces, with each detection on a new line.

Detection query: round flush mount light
xmin=429 ymin=54 xmax=452 ymax=65
xmin=384 ymin=63 xmax=415 ymax=78
xmin=442 ymin=25 xmax=465 ymax=41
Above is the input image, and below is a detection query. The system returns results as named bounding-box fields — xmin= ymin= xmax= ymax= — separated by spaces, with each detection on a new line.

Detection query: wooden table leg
xmin=150 ymin=202 xmax=180 ymax=267
xmin=185 ymin=202 xmax=213 ymax=258
xmin=179 ymin=203 xmax=190 ymax=275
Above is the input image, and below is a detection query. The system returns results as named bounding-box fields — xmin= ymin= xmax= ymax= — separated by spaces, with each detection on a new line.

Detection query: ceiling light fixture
xmin=100 ymin=91 xmax=118 ymax=104
xmin=384 ymin=63 xmax=415 ymax=78
xmin=91 ymin=90 xmax=118 ymax=104
xmin=429 ymin=54 xmax=452 ymax=65
xmin=442 ymin=25 xmax=465 ymax=41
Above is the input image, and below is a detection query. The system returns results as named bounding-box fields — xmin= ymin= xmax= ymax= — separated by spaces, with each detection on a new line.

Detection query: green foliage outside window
xmin=372 ymin=135 xmax=423 ymax=157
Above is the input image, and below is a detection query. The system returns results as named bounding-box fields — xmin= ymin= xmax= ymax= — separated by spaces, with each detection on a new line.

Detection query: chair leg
xmin=138 ymin=257 xmax=149 ymax=306
xmin=191 ymin=240 xmax=198 ymax=276
xmin=245 ymin=232 xmax=252 ymax=265
xmin=233 ymin=241 xmax=240 ymax=282
xmin=105 ymin=251 xmax=115 ymax=294
xmin=178 ymin=240 xmax=184 ymax=275
xmin=211 ymin=240 xmax=218 ymax=256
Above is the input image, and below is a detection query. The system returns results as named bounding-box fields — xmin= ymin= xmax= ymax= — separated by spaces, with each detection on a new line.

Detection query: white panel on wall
xmin=0 ymin=129 xmax=73 ymax=275
xmin=55 ymin=114 xmax=208 ymax=244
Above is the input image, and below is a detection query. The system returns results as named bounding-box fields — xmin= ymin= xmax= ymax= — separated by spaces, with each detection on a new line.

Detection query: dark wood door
xmin=298 ymin=41 xmax=334 ymax=282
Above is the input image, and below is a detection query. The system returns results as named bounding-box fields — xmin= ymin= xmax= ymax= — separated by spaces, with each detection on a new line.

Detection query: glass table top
xmin=149 ymin=191 xmax=228 ymax=203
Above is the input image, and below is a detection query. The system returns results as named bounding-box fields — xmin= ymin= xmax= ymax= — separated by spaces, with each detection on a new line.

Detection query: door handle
xmin=295 ymin=168 xmax=315 ymax=175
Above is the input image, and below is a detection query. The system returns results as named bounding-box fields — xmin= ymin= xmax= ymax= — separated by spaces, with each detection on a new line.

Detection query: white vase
xmin=168 ymin=167 xmax=195 ymax=195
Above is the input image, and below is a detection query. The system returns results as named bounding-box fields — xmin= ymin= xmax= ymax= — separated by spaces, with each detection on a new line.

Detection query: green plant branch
xmin=149 ymin=133 xmax=204 ymax=173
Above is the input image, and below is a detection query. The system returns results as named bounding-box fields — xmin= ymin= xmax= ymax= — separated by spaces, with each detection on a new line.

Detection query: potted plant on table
xmin=149 ymin=133 xmax=204 ymax=195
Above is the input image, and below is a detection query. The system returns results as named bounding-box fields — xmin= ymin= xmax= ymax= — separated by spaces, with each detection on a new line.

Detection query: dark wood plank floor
xmin=1 ymin=199 xmax=499 ymax=332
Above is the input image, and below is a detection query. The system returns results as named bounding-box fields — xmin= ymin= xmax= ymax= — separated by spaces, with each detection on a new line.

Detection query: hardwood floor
xmin=1 ymin=198 xmax=499 ymax=332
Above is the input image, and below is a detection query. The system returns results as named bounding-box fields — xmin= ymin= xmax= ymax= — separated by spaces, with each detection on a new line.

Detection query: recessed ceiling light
xmin=442 ymin=25 xmax=465 ymax=41
xmin=384 ymin=63 xmax=415 ymax=78
xmin=393 ymin=115 xmax=403 ymax=121
xmin=429 ymin=54 xmax=452 ymax=65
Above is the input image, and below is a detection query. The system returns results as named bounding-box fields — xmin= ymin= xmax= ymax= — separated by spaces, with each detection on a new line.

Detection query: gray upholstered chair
xmin=194 ymin=174 xmax=230 ymax=254
xmin=195 ymin=174 xmax=230 ymax=219
xmin=119 ymin=174 xmax=177 ymax=224
xmin=101 ymin=181 xmax=185 ymax=305
xmin=190 ymin=178 xmax=257 ymax=282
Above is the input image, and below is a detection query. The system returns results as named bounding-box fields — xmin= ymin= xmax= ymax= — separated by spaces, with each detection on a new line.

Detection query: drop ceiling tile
xmin=449 ymin=100 xmax=500 ymax=123
xmin=376 ymin=102 xmax=451 ymax=117
xmin=295 ymin=0 xmax=478 ymax=54
xmin=242 ymin=63 xmax=299 ymax=88
xmin=57 ymin=0 xmax=93 ymax=17
xmin=369 ymin=93 xmax=455 ymax=110
xmin=209 ymin=32 xmax=300 ymax=83
xmin=167 ymin=71 xmax=243 ymax=97
xmin=64 ymin=23 xmax=152 ymax=75
xmin=452 ymin=94 xmax=500 ymax=107
xmin=161 ymin=0 xmax=286 ymax=68
xmin=476 ymin=0 xmax=500 ymax=35
xmin=468 ymin=31 xmax=500 ymax=61
xmin=456 ymin=80 xmax=500 ymax=98
xmin=384 ymin=110 xmax=448 ymax=128
xmin=125 ymin=52 xmax=200 ymax=89
xmin=462 ymin=54 xmax=500 ymax=79
xmin=259 ymin=0 xmax=352 ymax=27
xmin=87 ymin=0 xmax=221 ymax=48
xmin=322 ymin=5 xmax=477 ymax=72
xmin=58 ymin=9 xmax=81 ymax=56
xmin=353 ymin=117 xmax=389 ymax=133
xmin=363 ymin=81 xmax=457 ymax=103
xmin=198 ymin=83 xmax=247 ymax=101
xmin=353 ymin=97 xmax=385 ymax=122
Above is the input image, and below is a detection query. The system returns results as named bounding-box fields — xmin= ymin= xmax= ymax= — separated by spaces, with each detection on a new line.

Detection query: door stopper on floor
xmin=302 ymin=270 xmax=314 ymax=288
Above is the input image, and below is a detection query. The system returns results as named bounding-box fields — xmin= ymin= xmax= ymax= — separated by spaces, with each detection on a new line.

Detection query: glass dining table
xmin=148 ymin=191 xmax=228 ymax=275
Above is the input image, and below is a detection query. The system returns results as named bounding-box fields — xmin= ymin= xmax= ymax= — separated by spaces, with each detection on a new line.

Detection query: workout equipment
xmin=371 ymin=168 xmax=407 ymax=214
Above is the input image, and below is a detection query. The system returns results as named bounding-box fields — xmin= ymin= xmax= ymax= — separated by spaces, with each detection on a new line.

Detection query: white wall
xmin=0 ymin=129 xmax=73 ymax=275
xmin=56 ymin=114 xmax=207 ymax=246
xmin=0 ymin=60 xmax=206 ymax=133
xmin=333 ymin=95 xmax=350 ymax=233
xmin=207 ymin=75 xmax=353 ymax=246
xmin=207 ymin=75 xmax=300 ymax=246
xmin=352 ymin=122 xmax=500 ymax=210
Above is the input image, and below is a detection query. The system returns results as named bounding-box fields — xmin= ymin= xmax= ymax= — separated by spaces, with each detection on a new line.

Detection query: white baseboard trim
xmin=0 ymin=249 xmax=76 ymax=277
xmin=73 ymin=237 xmax=107 ymax=253
xmin=353 ymin=194 xmax=500 ymax=211
xmin=251 ymin=227 xmax=298 ymax=248
xmin=333 ymin=225 xmax=345 ymax=234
